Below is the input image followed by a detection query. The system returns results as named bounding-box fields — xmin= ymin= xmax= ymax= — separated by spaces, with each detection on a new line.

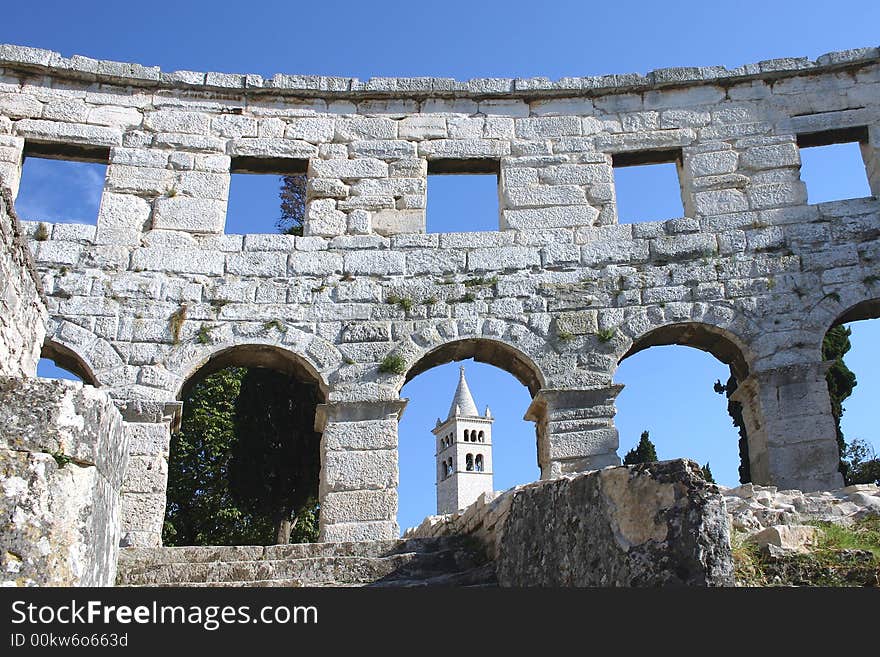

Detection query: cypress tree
xmin=623 ymin=430 xmax=658 ymax=465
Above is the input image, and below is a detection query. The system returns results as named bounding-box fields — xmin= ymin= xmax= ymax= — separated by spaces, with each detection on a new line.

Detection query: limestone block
xmin=0 ymin=93 xmax=43 ymax=119
xmin=175 ymin=171 xmax=230 ymax=200
xmin=504 ymin=185 xmax=586 ymax=208
xmin=335 ymin=117 xmax=398 ymax=141
xmin=686 ymin=150 xmax=739 ymax=177
xmin=406 ymin=249 xmax=466 ymax=274
xmin=372 ymin=209 xmax=425 ymax=236
xmin=418 ymin=139 xmax=510 ymax=159
xmin=748 ymin=524 xmax=818 ymax=554
xmin=740 ymin=143 xmax=800 ymax=171
xmin=399 ymin=116 xmax=447 ymax=139
xmin=308 ymin=178 xmax=349 ymax=199
xmin=284 ymin=117 xmax=335 ymax=142
xmin=321 ymin=490 xmax=398 ymax=524
xmin=15 ymin=119 xmax=121 ymax=146
xmin=515 ymin=116 xmax=582 ymax=139
xmin=343 ymin=251 xmax=405 ymax=275
xmin=502 ymin=205 xmax=598 ymax=229
xmin=347 ymin=209 xmax=372 ymax=235
xmin=492 ymin=460 xmax=733 ymax=586
xmin=131 ymin=246 xmax=225 ymax=275
xmin=650 ymin=233 xmax=717 ymax=260
xmin=349 ymin=140 xmax=416 ymax=160
xmin=304 ymin=199 xmax=347 ymax=237
xmin=320 ymin=520 xmax=398 ymax=542
xmin=468 ymin=246 xmax=541 ymax=271
xmin=321 ymin=449 xmax=398 ymax=492
xmin=694 ymin=189 xmax=749 ymax=215
xmin=226 ymin=252 xmax=287 ymax=277
xmin=309 ymin=158 xmax=388 ymax=179
xmin=287 ymin=251 xmax=343 ymax=276
xmin=555 ymin=310 xmax=599 ymax=335
xmin=152 ymin=196 xmax=226 ymax=233
xmin=144 ymin=110 xmax=210 ymax=134
xmin=747 ymin=182 xmax=807 ymax=210
xmin=228 ymin=137 xmax=317 ymax=159
xmin=539 ymin=164 xmax=612 ymax=185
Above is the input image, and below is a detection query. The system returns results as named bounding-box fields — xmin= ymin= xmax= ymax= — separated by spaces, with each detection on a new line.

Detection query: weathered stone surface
xmin=409 ymin=459 xmax=734 ymax=587
xmin=0 ymin=377 xmax=127 ymax=586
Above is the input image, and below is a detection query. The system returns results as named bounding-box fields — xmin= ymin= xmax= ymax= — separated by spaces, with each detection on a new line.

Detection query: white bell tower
xmin=432 ymin=366 xmax=494 ymax=514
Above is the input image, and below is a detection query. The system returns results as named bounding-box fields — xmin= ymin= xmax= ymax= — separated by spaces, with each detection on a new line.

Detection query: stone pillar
xmin=730 ymin=362 xmax=843 ymax=492
xmin=0 ymin=135 xmax=23 ymax=198
xmin=116 ymin=399 xmax=181 ymax=548
xmin=525 ymin=386 xmax=623 ymax=479
xmin=862 ymin=124 xmax=879 ymax=197
xmin=316 ymin=399 xmax=406 ymax=542
xmin=0 ymin=377 xmax=126 ymax=586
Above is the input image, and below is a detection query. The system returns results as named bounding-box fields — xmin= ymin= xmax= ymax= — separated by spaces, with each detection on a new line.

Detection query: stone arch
xmin=807 ymin=288 xmax=880 ymax=357
xmin=40 ymin=339 xmax=100 ymax=387
xmin=617 ymin=321 xmax=754 ymax=380
xmin=166 ymin=341 xmax=327 ymax=546
xmin=401 ymin=337 xmax=546 ymax=397
xmin=171 ymin=340 xmax=331 ymax=402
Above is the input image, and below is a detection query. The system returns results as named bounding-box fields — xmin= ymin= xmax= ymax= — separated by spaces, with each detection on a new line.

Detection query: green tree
xmin=277 ymin=174 xmax=307 ymax=236
xmin=228 ymin=368 xmax=321 ymax=544
xmin=822 ymin=324 xmax=857 ymax=482
xmin=701 ymin=462 xmax=716 ymax=483
xmin=163 ymin=367 xmax=320 ymax=546
xmin=623 ymin=430 xmax=658 ymax=465
xmin=714 ymin=372 xmax=751 ymax=484
xmin=841 ymin=438 xmax=880 ymax=486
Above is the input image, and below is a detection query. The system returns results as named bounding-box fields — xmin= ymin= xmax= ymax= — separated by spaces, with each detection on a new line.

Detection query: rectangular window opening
xmin=796 ymin=129 xmax=872 ymax=204
xmin=612 ymin=150 xmax=685 ymax=224
xmin=427 ymin=159 xmax=500 ymax=233
xmin=18 ymin=142 xmax=110 ymax=226
xmin=227 ymin=157 xmax=307 ymax=235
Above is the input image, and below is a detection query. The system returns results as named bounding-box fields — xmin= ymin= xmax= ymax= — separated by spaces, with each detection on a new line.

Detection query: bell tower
xmin=432 ymin=366 xmax=494 ymax=514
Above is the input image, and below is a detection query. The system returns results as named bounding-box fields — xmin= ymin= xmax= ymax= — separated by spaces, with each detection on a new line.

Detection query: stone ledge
xmin=0 ymin=43 xmax=877 ymax=100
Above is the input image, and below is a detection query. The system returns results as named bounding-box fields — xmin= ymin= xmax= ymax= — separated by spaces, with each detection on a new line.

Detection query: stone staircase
xmin=116 ymin=536 xmax=496 ymax=587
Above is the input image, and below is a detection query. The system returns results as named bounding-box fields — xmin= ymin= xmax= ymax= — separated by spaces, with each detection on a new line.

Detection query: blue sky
xmin=8 ymin=0 xmax=879 ymax=533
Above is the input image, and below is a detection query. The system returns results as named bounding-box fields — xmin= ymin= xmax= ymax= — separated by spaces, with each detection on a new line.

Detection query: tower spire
xmin=446 ymin=365 xmax=479 ymax=420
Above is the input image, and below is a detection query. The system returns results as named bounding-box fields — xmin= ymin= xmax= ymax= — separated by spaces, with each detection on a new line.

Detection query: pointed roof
xmin=446 ymin=366 xmax=480 ymax=420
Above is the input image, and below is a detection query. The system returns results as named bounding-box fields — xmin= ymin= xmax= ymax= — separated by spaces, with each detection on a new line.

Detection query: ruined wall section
xmin=0 ymin=185 xmax=45 ymax=377
xmin=1 ymin=44 xmax=879 ymax=543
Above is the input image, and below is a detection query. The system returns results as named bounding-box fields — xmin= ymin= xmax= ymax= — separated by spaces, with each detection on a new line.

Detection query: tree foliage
xmin=277 ymin=174 xmax=307 ymax=236
xmin=623 ymin=430 xmax=658 ymax=465
xmin=701 ymin=462 xmax=716 ymax=483
xmin=229 ymin=368 xmax=321 ymax=544
xmin=714 ymin=372 xmax=751 ymax=484
xmin=163 ymin=367 xmax=320 ymax=546
xmin=822 ymin=325 xmax=857 ymax=481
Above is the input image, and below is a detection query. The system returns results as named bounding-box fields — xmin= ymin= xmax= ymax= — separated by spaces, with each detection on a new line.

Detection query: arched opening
xmin=164 ymin=345 xmax=325 ymax=547
xmin=37 ymin=341 xmax=98 ymax=386
xmin=397 ymin=339 xmax=544 ymax=533
xmin=825 ymin=300 xmax=880 ymax=485
xmin=614 ymin=323 xmax=751 ymax=487
xmin=475 ymin=454 xmax=484 ymax=472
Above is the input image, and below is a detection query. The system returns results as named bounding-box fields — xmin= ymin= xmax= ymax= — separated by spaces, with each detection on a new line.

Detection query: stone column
xmin=525 ymin=385 xmax=623 ymax=479
xmin=316 ymin=399 xmax=407 ymax=542
xmin=0 ymin=135 xmax=23 ymax=198
xmin=730 ymin=362 xmax=844 ymax=492
xmin=116 ymin=399 xmax=181 ymax=548
xmin=862 ymin=124 xmax=879 ymax=197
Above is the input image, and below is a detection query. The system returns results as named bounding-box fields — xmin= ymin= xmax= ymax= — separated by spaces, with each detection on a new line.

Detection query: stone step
xmin=133 ymin=563 xmax=498 ymax=588
xmin=118 ymin=546 xmax=488 ymax=587
xmin=117 ymin=537 xmax=461 ymax=568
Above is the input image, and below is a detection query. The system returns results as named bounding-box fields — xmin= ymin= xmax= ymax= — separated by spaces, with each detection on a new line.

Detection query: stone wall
xmin=408 ymin=459 xmax=734 ymax=586
xmin=0 ymin=185 xmax=45 ymax=377
xmin=0 ymin=377 xmax=127 ymax=586
xmin=1 ymin=43 xmax=879 ymax=544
